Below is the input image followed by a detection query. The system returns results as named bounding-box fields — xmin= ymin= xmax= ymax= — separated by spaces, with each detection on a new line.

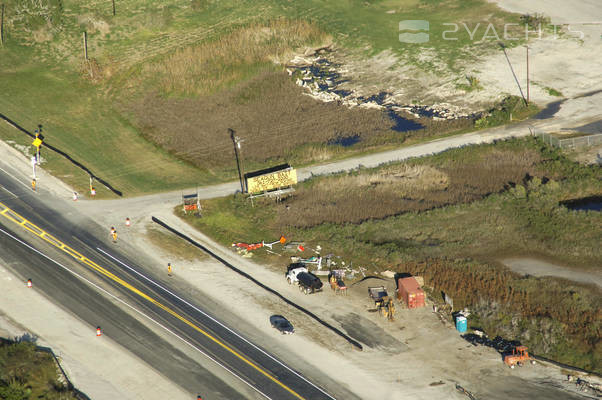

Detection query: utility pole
xmin=1 ymin=4 xmax=5 ymax=46
xmin=83 ymin=31 xmax=88 ymax=60
xmin=499 ymin=42 xmax=527 ymax=106
xmin=526 ymin=46 xmax=530 ymax=104
xmin=229 ymin=129 xmax=245 ymax=193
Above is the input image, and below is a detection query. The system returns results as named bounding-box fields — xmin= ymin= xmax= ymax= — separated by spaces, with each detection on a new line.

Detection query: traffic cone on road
xmin=26 ymin=279 xmax=32 ymax=288
xmin=125 ymin=217 xmax=131 ymax=227
xmin=96 ymin=326 xmax=102 ymax=337
xmin=73 ymin=192 xmax=78 ymax=201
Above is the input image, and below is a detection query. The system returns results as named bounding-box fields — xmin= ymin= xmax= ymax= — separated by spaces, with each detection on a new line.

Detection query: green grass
xmin=457 ymin=74 xmax=483 ymax=92
xmin=474 ymin=95 xmax=540 ymax=128
xmin=183 ymin=137 xmax=601 ymax=268
xmin=0 ymin=0 xmax=528 ymax=196
xmin=146 ymin=226 xmax=207 ymax=261
xmin=0 ymin=340 xmax=80 ymax=399
xmin=533 ymin=82 xmax=563 ymax=97
xmin=545 ymin=87 xmax=563 ymax=97
xmin=0 ymin=58 xmax=207 ymax=197
xmin=179 ymin=138 xmax=601 ymax=371
xmin=181 ymin=194 xmax=277 ymax=246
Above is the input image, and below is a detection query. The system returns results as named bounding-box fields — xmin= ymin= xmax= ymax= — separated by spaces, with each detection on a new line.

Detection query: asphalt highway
xmin=0 ymin=166 xmax=336 ymax=400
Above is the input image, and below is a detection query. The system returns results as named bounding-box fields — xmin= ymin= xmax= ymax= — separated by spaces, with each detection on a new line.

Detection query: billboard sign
xmin=245 ymin=164 xmax=297 ymax=194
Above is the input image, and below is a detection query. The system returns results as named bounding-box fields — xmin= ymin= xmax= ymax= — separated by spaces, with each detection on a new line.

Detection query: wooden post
xmin=111 ymin=0 xmax=116 ymax=16
xmin=83 ymin=31 xmax=88 ymax=60
xmin=1 ymin=4 xmax=5 ymax=46
xmin=229 ymin=129 xmax=245 ymax=193
xmin=526 ymin=46 xmax=530 ymax=104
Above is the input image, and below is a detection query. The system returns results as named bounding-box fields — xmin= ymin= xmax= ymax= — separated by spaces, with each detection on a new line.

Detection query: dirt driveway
xmin=502 ymin=257 xmax=602 ymax=287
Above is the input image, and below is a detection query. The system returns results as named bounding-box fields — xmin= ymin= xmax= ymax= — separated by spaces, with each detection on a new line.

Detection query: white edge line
xmin=97 ymin=247 xmax=336 ymax=400
xmin=0 ymin=166 xmax=35 ymax=192
xmin=0 ymin=185 xmax=18 ymax=199
xmin=0 ymin=227 xmax=272 ymax=400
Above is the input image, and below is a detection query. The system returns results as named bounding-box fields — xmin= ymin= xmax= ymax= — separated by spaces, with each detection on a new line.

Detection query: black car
xmin=270 ymin=315 xmax=295 ymax=334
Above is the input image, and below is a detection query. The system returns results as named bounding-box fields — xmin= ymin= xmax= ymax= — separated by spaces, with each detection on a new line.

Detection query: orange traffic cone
xmin=125 ymin=217 xmax=131 ymax=227
xmin=26 ymin=279 xmax=32 ymax=288
xmin=96 ymin=326 xmax=102 ymax=337
xmin=297 ymin=245 xmax=305 ymax=252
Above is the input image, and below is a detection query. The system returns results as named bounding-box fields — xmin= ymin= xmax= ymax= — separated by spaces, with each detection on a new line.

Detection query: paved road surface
xmin=1 ymin=89 xmax=599 ymax=399
xmin=0 ymin=167 xmax=340 ymax=400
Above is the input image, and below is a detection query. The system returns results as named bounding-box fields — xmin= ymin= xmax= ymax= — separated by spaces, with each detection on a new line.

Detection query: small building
xmin=397 ymin=277 xmax=425 ymax=309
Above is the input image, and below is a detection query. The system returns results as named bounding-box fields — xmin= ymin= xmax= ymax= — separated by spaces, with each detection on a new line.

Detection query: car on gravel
xmin=270 ymin=315 xmax=295 ymax=334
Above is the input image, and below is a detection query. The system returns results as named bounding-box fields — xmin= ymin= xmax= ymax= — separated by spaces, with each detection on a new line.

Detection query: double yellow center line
xmin=0 ymin=201 xmax=305 ymax=400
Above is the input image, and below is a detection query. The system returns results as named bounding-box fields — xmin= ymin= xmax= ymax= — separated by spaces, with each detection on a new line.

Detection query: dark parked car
xmin=270 ymin=315 xmax=294 ymax=334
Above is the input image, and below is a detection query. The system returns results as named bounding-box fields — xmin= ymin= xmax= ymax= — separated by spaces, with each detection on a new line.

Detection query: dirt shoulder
xmin=129 ymin=210 xmax=594 ymax=400
xmin=502 ymin=258 xmax=602 ymax=288
xmin=319 ymin=0 xmax=601 ymax=114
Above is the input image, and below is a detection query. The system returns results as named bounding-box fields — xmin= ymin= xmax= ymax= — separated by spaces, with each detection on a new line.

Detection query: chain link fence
xmin=530 ymin=127 xmax=602 ymax=149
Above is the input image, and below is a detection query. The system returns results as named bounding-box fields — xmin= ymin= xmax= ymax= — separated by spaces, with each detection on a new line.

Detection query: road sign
xmin=245 ymin=164 xmax=297 ymax=194
xmin=32 ymin=138 xmax=42 ymax=147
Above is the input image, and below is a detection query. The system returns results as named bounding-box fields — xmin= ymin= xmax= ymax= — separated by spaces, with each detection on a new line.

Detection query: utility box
xmin=455 ymin=315 xmax=467 ymax=333
xmin=397 ymin=277 xmax=425 ymax=309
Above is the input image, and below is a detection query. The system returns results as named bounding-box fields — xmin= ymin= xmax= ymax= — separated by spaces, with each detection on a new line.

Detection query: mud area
xmin=334 ymin=312 xmax=407 ymax=354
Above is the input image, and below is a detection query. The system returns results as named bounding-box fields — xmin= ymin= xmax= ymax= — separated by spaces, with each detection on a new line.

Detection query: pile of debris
xmin=455 ymin=383 xmax=478 ymax=400
xmin=566 ymin=376 xmax=602 ymax=396
xmin=287 ymin=54 xmax=475 ymax=121
xmin=462 ymin=332 xmax=522 ymax=354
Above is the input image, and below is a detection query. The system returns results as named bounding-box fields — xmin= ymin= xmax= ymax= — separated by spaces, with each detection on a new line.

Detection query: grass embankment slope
xmin=0 ymin=0 xmax=528 ymax=197
xmin=180 ymin=137 xmax=602 ymax=372
xmin=0 ymin=340 xmax=80 ymax=399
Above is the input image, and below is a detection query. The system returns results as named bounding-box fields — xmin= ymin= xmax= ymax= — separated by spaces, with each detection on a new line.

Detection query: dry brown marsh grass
xmin=130 ymin=71 xmax=393 ymax=171
xmin=140 ymin=19 xmax=327 ymax=96
xmin=276 ymin=148 xmax=542 ymax=227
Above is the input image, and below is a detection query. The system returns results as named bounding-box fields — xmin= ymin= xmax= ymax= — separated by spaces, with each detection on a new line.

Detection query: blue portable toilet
xmin=455 ymin=315 xmax=467 ymax=333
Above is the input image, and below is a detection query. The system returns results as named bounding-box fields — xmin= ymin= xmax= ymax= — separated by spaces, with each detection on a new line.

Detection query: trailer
xmin=297 ymin=271 xmax=323 ymax=295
